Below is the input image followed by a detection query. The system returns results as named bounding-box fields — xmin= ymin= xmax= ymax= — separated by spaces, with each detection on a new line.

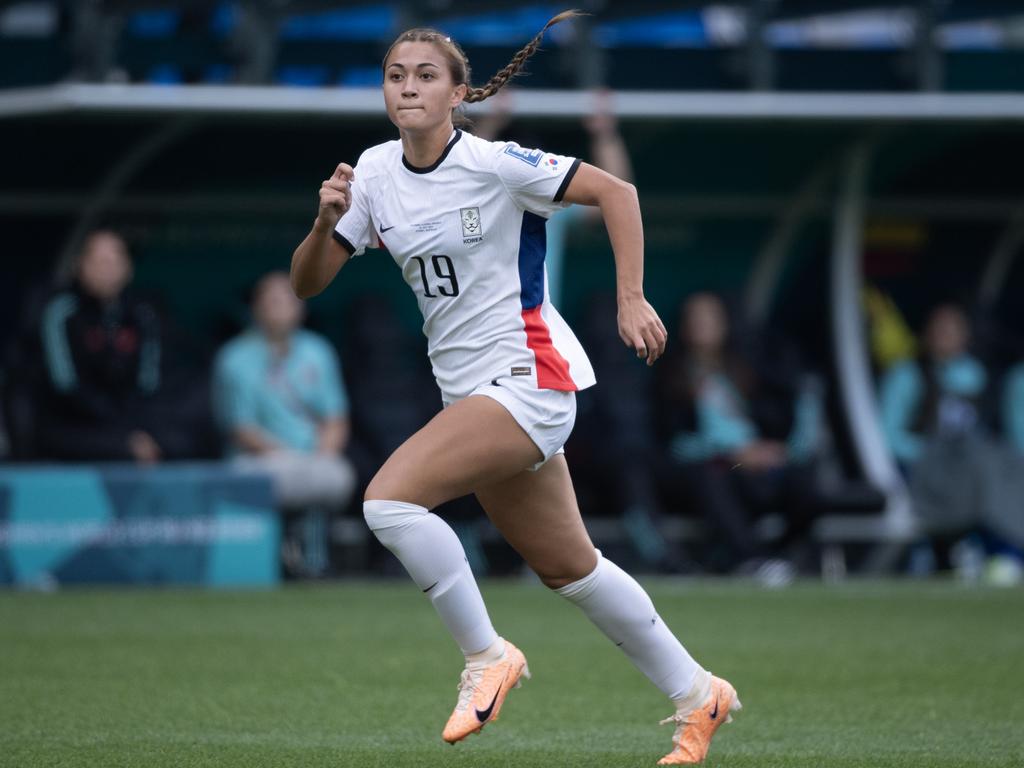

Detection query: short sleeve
xmin=493 ymin=142 xmax=581 ymax=218
xmin=333 ymin=165 xmax=376 ymax=257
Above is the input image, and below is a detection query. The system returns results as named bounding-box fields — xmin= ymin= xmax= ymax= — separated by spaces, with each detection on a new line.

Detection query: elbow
xmin=289 ymin=261 xmax=319 ymax=301
xmin=599 ymin=178 xmax=638 ymax=208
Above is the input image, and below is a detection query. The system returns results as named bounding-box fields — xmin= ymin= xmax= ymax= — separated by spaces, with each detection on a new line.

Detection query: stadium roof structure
xmin=2 ymin=83 xmax=1024 ymax=122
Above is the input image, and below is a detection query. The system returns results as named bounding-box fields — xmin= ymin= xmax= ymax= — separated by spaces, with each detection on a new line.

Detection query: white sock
xmin=364 ymin=499 xmax=498 ymax=655
xmin=672 ymin=668 xmax=712 ymax=714
xmin=465 ymin=636 xmax=506 ymax=669
xmin=555 ymin=551 xmax=705 ymax=700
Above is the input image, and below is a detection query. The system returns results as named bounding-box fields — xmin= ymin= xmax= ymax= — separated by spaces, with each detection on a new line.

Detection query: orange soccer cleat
xmin=657 ymin=675 xmax=741 ymax=765
xmin=441 ymin=640 xmax=530 ymax=744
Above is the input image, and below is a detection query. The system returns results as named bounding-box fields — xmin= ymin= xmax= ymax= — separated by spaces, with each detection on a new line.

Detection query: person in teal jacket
xmin=880 ymin=304 xmax=987 ymax=466
xmin=657 ymin=293 xmax=823 ymax=577
xmin=878 ymin=303 xmax=1014 ymax=575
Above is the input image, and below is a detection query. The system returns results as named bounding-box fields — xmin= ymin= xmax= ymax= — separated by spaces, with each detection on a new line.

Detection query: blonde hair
xmin=383 ymin=10 xmax=582 ymax=105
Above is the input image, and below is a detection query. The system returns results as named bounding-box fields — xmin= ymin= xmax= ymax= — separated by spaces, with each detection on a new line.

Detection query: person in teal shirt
xmin=879 ymin=304 xmax=987 ymax=465
xmin=213 ymin=271 xmax=355 ymax=575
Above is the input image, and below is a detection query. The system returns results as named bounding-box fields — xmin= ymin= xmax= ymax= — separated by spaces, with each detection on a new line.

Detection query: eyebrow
xmin=387 ymin=62 xmax=441 ymax=70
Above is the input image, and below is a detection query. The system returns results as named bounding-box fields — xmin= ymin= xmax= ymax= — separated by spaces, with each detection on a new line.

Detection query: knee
xmin=539 ymin=573 xmax=583 ymax=590
xmin=535 ymin=550 xmax=600 ymax=591
xmin=362 ymin=498 xmax=427 ymax=541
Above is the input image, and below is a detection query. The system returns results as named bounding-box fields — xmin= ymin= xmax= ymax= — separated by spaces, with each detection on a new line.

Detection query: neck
xmin=401 ymin=121 xmax=454 ymax=168
xmin=262 ymin=330 xmax=291 ymax=353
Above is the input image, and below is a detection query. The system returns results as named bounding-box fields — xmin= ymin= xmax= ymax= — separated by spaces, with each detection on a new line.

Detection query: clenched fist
xmin=317 ymin=162 xmax=354 ymax=229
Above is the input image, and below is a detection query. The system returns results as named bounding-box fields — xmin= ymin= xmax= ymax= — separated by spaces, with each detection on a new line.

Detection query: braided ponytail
xmin=383 ymin=10 xmax=582 ymax=109
xmin=464 ymin=10 xmax=582 ymax=103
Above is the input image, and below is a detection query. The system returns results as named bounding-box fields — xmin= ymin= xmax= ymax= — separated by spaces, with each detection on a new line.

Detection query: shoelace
xmin=659 ymin=711 xmax=695 ymax=747
xmin=454 ymin=667 xmax=483 ymax=712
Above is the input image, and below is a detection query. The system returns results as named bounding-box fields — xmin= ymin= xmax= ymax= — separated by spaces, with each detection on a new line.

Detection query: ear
xmin=451 ymin=83 xmax=467 ymax=108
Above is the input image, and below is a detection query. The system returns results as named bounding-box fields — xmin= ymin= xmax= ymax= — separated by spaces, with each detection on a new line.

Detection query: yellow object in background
xmin=864 ymin=285 xmax=918 ymax=369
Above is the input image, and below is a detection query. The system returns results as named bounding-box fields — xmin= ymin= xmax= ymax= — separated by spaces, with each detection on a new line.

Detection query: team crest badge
xmin=460 ymin=207 xmax=483 ymax=242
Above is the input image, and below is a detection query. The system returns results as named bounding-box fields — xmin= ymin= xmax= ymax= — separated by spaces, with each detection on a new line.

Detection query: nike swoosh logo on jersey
xmin=380 ymin=224 xmax=395 ymax=232
xmin=475 ymin=671 xmax=507 ymax=723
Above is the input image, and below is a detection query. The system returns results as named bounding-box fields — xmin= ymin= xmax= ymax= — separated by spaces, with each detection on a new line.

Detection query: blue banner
xmin=0 ymin=464 xmax=279 ymax=588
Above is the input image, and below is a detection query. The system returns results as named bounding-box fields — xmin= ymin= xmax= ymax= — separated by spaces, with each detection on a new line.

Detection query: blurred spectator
xmin=1003 ymin=362 xmax=1024 ymax=456
xmin=879 ymin=304 xmax=986 ymax=466
xmin=213 ymin=271 xmax=355 ymax=576
xmin=656 ymin=293 xmax=823 ymax=580
xmin=880 ymin=304 xmax=1022 ymax=579
xmin=35 ymin=230 xmax=209 ymax=463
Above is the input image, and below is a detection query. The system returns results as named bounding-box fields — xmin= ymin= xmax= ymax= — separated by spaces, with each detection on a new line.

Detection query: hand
xmin=128 ymin=430 xmax=162 ymax=465
xmin=734 ymin=440 xmax=787 ymax=471
xmin=617 ymin=295 xmax=667 ymax=366
xmin=316 ymin=162 xmax=354 ymax=229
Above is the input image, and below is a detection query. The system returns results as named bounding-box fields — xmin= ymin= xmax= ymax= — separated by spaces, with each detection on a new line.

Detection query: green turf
xmin=1 ymin=580 xmax=1022 ymax=767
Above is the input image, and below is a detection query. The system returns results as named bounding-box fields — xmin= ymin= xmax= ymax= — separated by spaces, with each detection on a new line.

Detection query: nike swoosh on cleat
xmin=423 ymin=581 xmax=439 ymax=593
xmin=474 ymin=671 xmax=507 ymax=722
xmin=709 ymin=699 xmax=719 ymax=720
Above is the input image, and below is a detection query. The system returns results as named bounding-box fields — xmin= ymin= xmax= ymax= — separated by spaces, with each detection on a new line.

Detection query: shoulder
xmin=950 ymin=354 xmax=987 ymax=390
xmin=355 ymin=140 xmax=401 ymax=176
xmin=883 ymin=361 xmax=921 ymax=390
xmin=294 ymin=330 xmax=338 ymax=361
xmin=216 ymin=332 xmax=261 ymax=370
xmin=42 ymin=290 xmax=79 ymax=319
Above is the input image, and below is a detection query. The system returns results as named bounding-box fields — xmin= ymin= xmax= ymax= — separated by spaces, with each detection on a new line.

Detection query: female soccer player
xmin=290 ymin=11 xmax=740 ymax=765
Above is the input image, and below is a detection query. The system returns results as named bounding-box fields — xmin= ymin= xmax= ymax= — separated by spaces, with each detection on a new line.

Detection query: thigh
xmin=475 ymin=455 xmax=598 ymax=588
xmin=365 ymin=394 xmax=543 ymax=509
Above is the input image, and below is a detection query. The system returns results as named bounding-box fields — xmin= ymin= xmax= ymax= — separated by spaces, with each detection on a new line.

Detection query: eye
xmin=420 ymin=72 xmax=434 ymax=80
xmin=389 ymin=73 xmax=403 ymax=82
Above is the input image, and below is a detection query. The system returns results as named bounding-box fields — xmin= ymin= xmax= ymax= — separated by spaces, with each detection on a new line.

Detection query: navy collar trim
xmin=402 ymin=129 xmax=462 ymax=174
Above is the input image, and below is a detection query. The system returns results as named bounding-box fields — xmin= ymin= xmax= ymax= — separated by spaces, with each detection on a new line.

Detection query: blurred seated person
xmin=36 ymin=229 xmax=207 ymax=463
xmin=879 ymin=303 xmax=1018 ymax=575
xmin=213 ymin=272 xmax=355 ymax=576
xmin=1003 ymin=362 xmax=1024 ymax=456
xmin=656 ymin=293 xmax=822 ymax=579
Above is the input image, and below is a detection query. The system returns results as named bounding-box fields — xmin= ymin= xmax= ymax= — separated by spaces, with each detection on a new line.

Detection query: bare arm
xmin=232 ymin=426 xmax=281 ymax=455
xmin=317 ymin=416 xmax=350 ymax=455
xmin=291 ymin=163 xmax=355 ymax=299
xmin=560 ymin=162 xmax=667 ymax=366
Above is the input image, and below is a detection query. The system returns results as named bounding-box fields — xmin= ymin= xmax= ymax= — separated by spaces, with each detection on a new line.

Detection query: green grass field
xmin=1 ymin=580 xmax=1022 ymax=768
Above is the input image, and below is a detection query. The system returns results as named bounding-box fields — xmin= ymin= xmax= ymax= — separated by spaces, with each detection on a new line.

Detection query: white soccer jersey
xmin=333 ymin=129 xmax=597 ymax=401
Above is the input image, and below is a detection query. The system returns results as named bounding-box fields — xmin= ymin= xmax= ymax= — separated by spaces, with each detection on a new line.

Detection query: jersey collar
xmin=402 ymin=129 xmax=462 ymax=174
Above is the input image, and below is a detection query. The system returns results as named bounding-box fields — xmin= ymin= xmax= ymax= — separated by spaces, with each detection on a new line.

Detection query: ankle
xmin=465 ymin=636 xmax=506 ymax=669
xmin=671 ymin=668 xmax=712 ymax=714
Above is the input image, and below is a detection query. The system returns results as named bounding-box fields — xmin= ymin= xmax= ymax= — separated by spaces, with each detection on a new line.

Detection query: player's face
xmin=383 ymin=41 xmax=466 ymax=133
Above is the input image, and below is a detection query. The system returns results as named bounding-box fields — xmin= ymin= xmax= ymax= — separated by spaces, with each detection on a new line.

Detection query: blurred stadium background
xmin=4 ymin=0 xmax=1024 ymax=584
xmin=2 ymin=3 xmax=1024 ymax=767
